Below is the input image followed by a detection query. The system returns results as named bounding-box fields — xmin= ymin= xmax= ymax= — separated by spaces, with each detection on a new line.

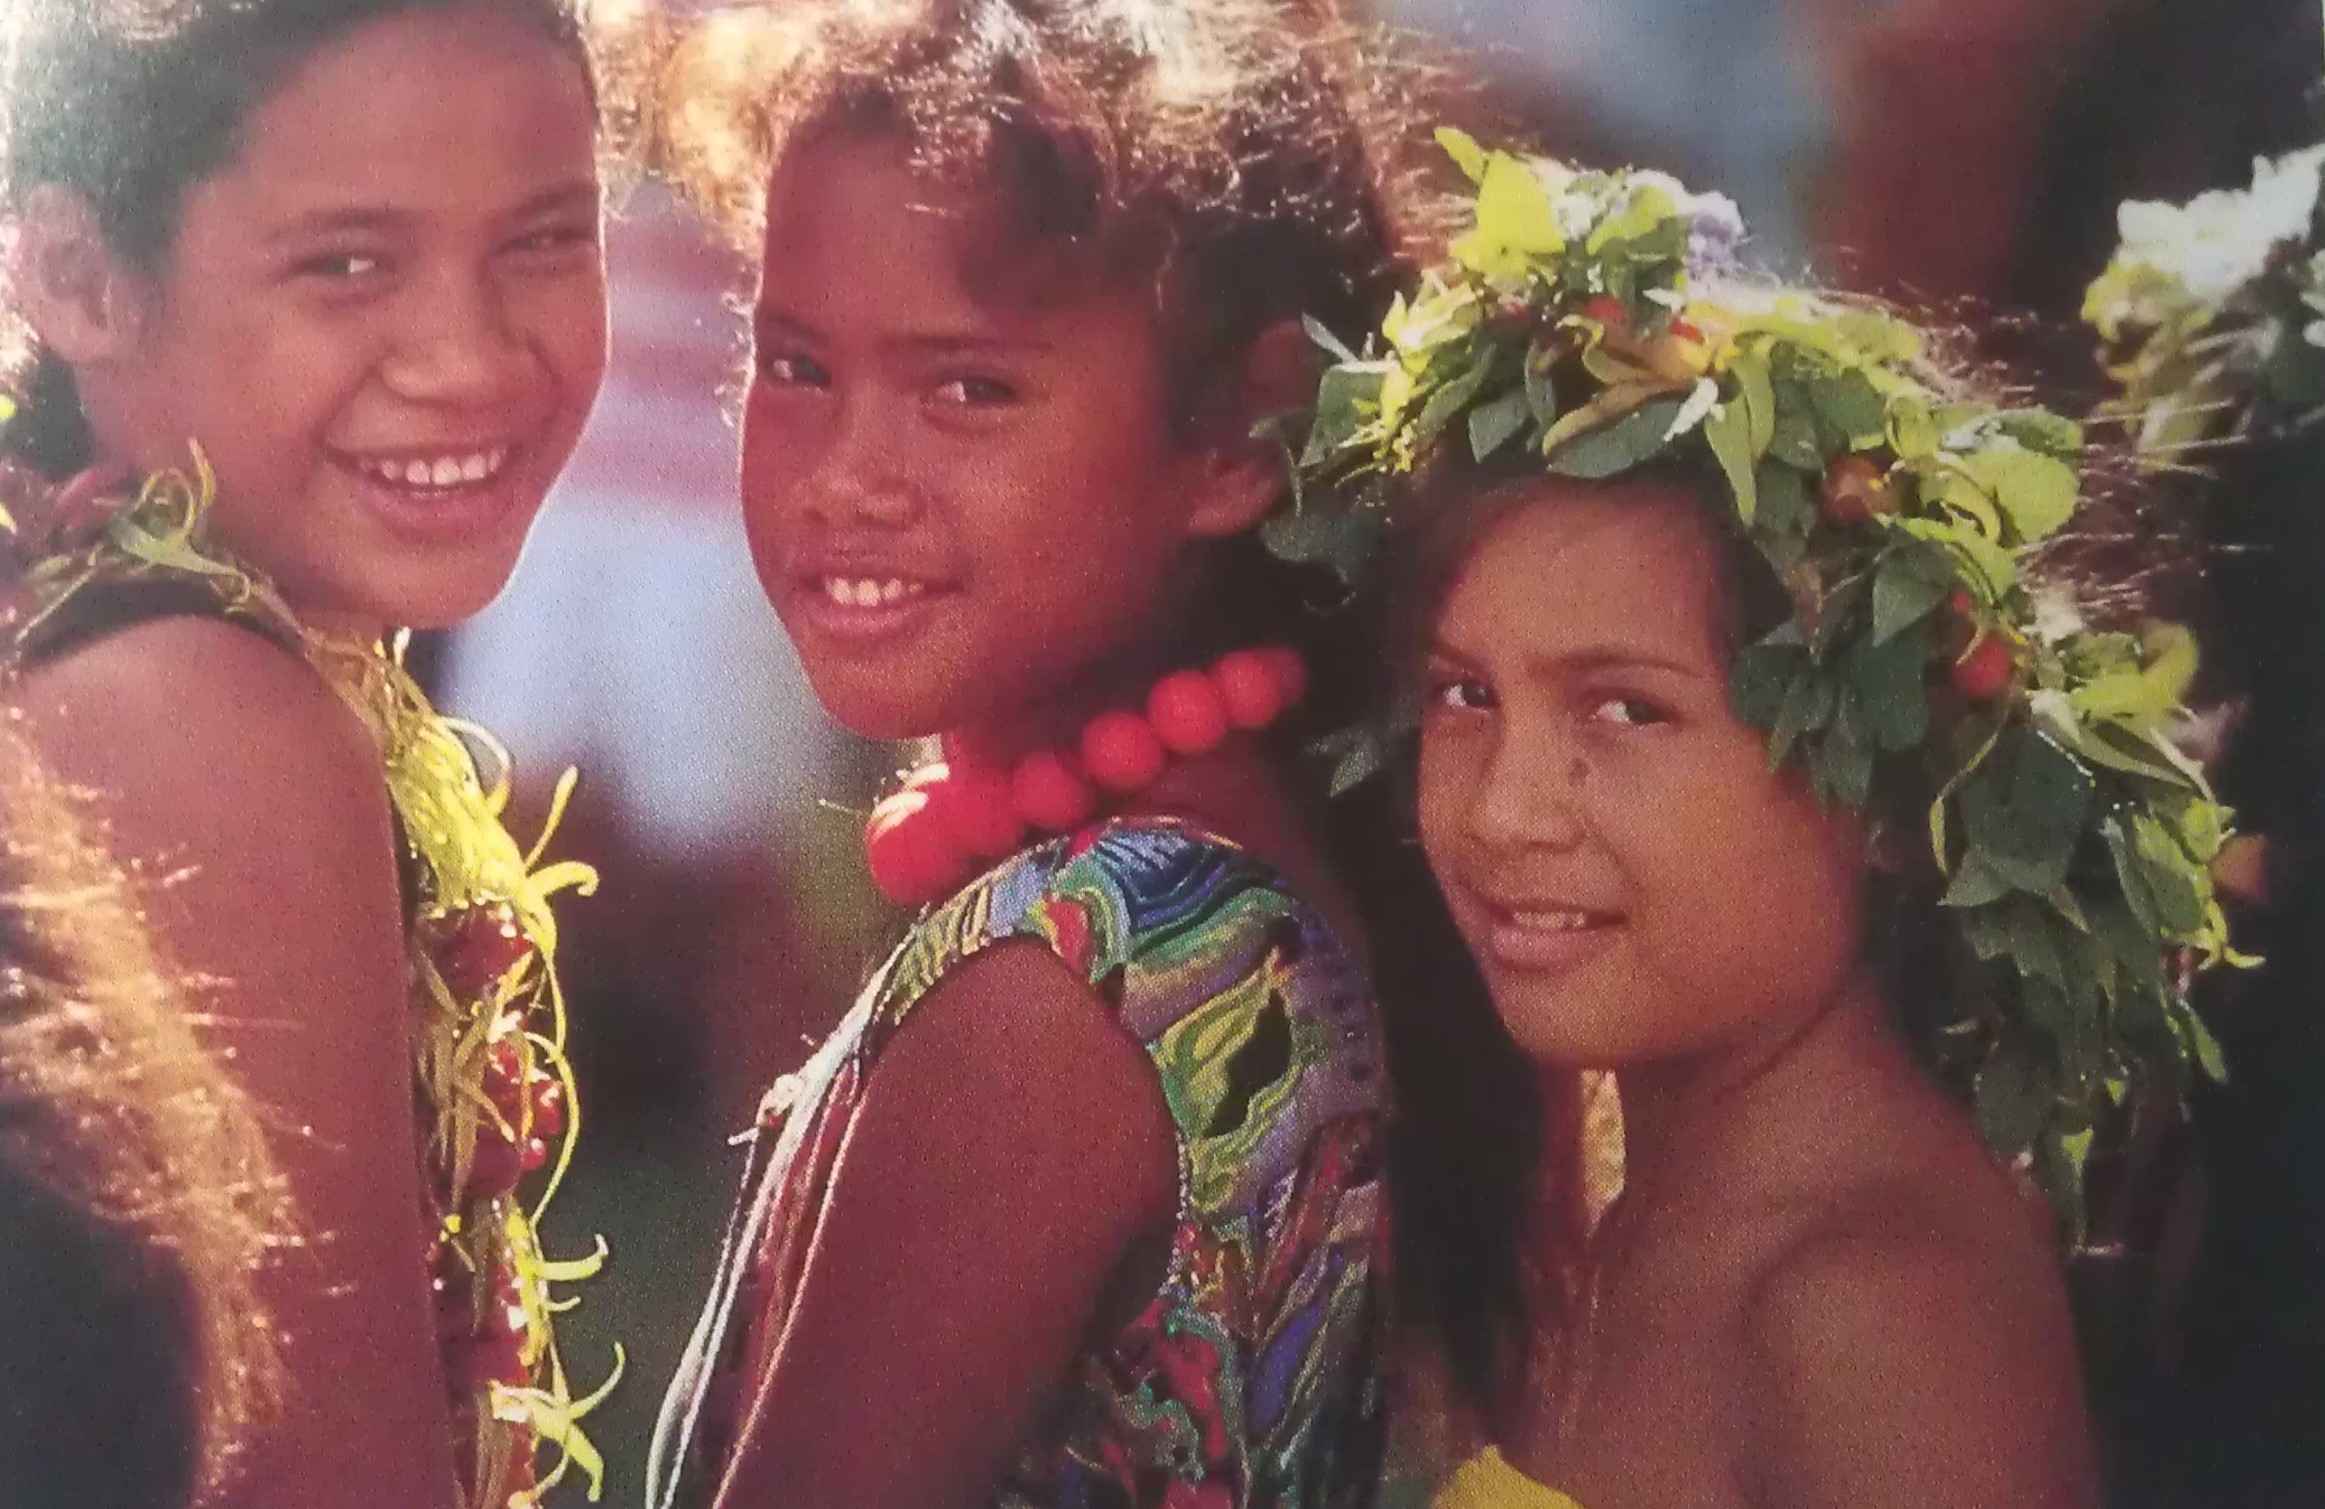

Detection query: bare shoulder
xmin=14 ymin=614 xmax=380 ymax=811
xmin=9 ymin=614 xmax=404 ymax=1033
xmin=1738 ymin=1169 xmax=2096 ymax=1509
xmin=864 ymin=939 xmax=1178 ymax=1229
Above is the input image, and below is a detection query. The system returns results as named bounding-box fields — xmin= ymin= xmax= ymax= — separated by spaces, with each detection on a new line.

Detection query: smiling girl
xmin=0 ymin=1 xmax=613 ymax=1503
xmin=1296 ymin=140 xmax=2239 ymax=1509
xmin=634 ymin=2 xmax=1420 ymax=1505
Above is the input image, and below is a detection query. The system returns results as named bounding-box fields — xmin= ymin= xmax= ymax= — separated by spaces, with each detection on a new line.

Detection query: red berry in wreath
xmin=481 ymin=1037 xmax=527 ymax=1121
xmin=1011 ymin=751 xmax=1096 ymax=831
xmin=1818 ymin=454 xmax=1896 ymax=525
xmin=1580 ymin=294 xmax=1630 ymax=333
xmin=1146 ymin=671 xmax=1230 ymax=756
xmin=1213 ymin=650 xmax=1287 ymax=729
xmin=1949 ymin=634 xmax=2016 ymax=701
xmin=529 ymin=1077 xmax=567 ymax=1138
xmin=1081 ymin=711 xmax=1167 ymax=793
xmin=468 ymin=1128 xmax=524 ymax=1196
xmin=436 ymin=901 xmax=534 ymax=1002
xmin=520 ymin=1135 xmax=551 ymax=1174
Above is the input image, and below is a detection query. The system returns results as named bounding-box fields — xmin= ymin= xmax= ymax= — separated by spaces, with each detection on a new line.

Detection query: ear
xmin=1183 ymin=317 xmax=1319 ymax=539
xmin=10 ymin=185 xmax=146 ymax=366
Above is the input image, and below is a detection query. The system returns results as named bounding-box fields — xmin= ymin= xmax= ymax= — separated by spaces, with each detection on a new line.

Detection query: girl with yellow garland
xmin=0 ymin=0 xmax=618 ymax=1503
xmin=1288 ymin=138 xmax=2242 ymax=1509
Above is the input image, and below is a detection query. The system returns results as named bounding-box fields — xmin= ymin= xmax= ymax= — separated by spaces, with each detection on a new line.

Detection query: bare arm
xmin=15 ymin=617 xmax=458 ymax=1507
xmin=1741 ymin=1223 xmax=2098 ymax=1509
xmin=713 ymin=941 xmax=1181 ymax=1509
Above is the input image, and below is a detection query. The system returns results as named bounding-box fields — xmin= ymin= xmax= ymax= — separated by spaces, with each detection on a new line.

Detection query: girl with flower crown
xmin=0 ymin=0 xmax=617 ymax=1502
xmin=627 ymin=1 xmax=1424 ymax=1504
xmin=1290 ymin=137 xmax=2244 ymax=1508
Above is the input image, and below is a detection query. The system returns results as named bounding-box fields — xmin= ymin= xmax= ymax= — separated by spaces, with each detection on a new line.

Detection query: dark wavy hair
xmin=0 ymin=0 xmax=606 ymax=477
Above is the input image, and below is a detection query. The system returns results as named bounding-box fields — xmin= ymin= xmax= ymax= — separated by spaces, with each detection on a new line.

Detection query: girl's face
xmin=1416 ymin=483 xmax=1869 ymax=1071
xmin=742 ymin=130 xmax=1235 ymax=742
xmin=75 ymin=3 xmax=606 ymax=633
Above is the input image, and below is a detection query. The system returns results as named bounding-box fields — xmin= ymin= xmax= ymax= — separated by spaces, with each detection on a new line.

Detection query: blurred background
xmin=443 ymin=0 xmax=2321 ymax=1500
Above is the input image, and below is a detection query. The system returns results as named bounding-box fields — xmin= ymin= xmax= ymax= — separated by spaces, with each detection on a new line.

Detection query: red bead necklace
xmin=862 ymin=646 xmax=1309 ymax=906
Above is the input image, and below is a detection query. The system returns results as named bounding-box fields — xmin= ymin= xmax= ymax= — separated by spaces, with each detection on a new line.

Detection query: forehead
xmin=757 ymin=129 xmax=1154 ymax=344
xmin=1435 ymin=482 xmax=1731 ymax=667
xmin=199 ymin=5 xmax=595 ymax=220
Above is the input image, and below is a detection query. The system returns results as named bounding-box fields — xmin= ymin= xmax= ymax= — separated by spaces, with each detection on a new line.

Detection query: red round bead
xmin=520 ymin=1135 xmax=551 ymax=1173
xmin=1011 ymin=750 xmax=1097 ymax=830
xmin=1082 ymin=711 xmax=1168 ymax=793
xmin=1213 ymin=650 xmax=1287 ymax=729
xmin=481 ymin=1037 xmax=526 ymax=1120
xmin=864 ymin=789 xmax=971 ymax=904
xmin=930 ymin=763 xmax=1028 ymax=859
xmin=1146 ymin=671 xmax=1230 ymax=756
xmin=1254 ymin=646 xmax=1308 ymax=709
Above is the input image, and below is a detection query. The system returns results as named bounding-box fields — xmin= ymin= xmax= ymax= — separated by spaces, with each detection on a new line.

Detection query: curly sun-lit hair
xmin=636 ymin=0 xmax=1435 ymax=404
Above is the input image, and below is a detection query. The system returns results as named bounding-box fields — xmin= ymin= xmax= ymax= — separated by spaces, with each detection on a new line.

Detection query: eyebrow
xmin=1427 ymin=639 xmax=1712 ymax=682
xmin=753 ymin=307 xmax=1055 ymax=357
xmin=260 ymin=179 xmax=600 ymax=247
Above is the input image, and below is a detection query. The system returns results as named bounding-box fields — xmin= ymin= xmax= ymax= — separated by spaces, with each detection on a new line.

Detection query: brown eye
xmin=1428 ymin=674 xmax=1496 ymax=713
xmin=760 ymin=351 xmax=830 ymax=387
xmin=933 ymin=374 xmax=1016 ymax=406
xmin=1586 ymin=695 xmax=1668 ymax=727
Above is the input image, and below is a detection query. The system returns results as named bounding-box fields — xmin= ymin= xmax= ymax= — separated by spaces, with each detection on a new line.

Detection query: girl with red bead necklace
xmin=636 ymin=2 xmax=1421 ymax=1505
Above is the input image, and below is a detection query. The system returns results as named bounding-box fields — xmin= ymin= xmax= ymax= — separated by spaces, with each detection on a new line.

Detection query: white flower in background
xmin=2028 ymin=586 xmax=2088 ymax=648
xmin=2114 ymin=144 xmax=2325 ymax=306
xmin=1681 ymin=189 xmax=1746 ymax=266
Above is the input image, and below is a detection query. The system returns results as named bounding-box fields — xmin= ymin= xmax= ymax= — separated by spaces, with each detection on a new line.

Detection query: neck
xmin=1606 ymin=970 xmax=1899 ymax=1230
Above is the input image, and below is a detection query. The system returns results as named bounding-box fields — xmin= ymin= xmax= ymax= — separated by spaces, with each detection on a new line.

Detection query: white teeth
xmin=1506 ymin=909 xmax=1601 ymax=931
xmin=821 ymin=576 xmax=927 ymax=608
xmin=353 ymin=448 xmax=508 ymax=489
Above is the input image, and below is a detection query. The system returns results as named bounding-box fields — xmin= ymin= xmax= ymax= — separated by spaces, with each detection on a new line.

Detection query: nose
xmin=1464 ymin=731 xmax=1588 ymax=857
xmin=378 ymin=268 xmax=534 ymax=407
xmin=801 ymin=389 xmax=920 ymax=529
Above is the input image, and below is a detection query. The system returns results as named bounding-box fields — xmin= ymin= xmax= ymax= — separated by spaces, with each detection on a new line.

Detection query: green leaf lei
xmin=2084 ymin=143 xmax=2325 ymax=452
xmin=1283 ymin=131 xmax=2246 ymax=1231
xmin=1 ymin=454 xmax=620 ymax=1507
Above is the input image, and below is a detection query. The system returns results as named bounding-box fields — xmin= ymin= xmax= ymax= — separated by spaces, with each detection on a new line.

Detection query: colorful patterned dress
xmin=649 ymin=816 xmax=1390 ymax=1509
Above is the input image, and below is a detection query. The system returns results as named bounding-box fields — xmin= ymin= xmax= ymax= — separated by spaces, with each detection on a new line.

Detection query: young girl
xmin=634 ymin=1 xmax=1417 ymax=1504
xmin=0 ymin=715 xmax=288 ymax=1509
xmin=0 ymin=1 xmax=615 ymax=1502
xmin=1295 ymin=139 xmax=2238 ymax=1507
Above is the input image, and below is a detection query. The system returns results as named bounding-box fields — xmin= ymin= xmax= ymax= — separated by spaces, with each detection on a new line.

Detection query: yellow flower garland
xmin=3 ymin=453 xmax=619 ymax=1507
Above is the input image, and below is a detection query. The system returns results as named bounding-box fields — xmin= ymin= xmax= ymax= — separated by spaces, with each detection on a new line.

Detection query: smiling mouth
xmin=1473 ymin=900 xmax=1625 ymax=971
xmin=344 ymin=446 xmax=512 ymax=491
xmin=819 ymin=575 xmax=931 ymax=609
